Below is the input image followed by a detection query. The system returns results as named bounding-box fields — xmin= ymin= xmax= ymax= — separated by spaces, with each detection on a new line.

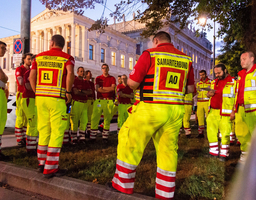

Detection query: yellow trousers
xmin=183 ymin=104 xmax=192 ymax=129
xmin=111 ymin=103 xmax=119 ymax=119
xmin=87 ymin=100 xmax=94 ymax=123
xmin=21 ymin=98 xmax=38 ymax=137
xmin=91 ymin=99 xmax=114 ymax=130
xmin=118 ymin=104 xmax=131 ymax=129
xmin=235 ymin=106 xmax=256 ymax=152
xmin=15 ymin=92 xmax=27 ymax=129
xmin=70 ymin=100 xmax=88 ymax=132
xmin=197 ymin=101 xmax=209 ymax=126
xmin=36 ymin=97 xmax=67 ymax=147
xmin=0 ymin=89 xmax=7 ymax=136
xmin=117 ymin=102 xmax=184 ymax=172
xmin=207 ymin=109 xmax=231 ymax=145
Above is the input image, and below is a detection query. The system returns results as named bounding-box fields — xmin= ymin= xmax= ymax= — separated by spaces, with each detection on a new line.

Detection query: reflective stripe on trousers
xmin=112 ymin=159 xmax=137 ymax=194
xmin=220 ymin=144 xmax=230 ymax=157
xmin=63 ymin=130 xmax=70 ymax=144
xmin=155 ymin=167 xmax=176 ymax=200
xmin=43 ymin=147 xmax=61 ymax=175
xmin=37 ymin=145 xmax=48 ymax=166
xmin=26 ymin=136 xmax=37 ymax=151
xmin=209 ymin=142 xmax=219 ymax=156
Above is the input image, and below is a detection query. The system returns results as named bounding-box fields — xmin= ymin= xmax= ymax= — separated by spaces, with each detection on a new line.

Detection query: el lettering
xmin=44 ymin=73 xmax=50 ymax=80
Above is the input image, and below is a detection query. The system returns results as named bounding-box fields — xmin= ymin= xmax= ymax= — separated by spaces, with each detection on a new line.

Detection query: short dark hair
xmin=51 ymin=35 xmax=65 ymax=49
xmin=199 ymin=70 xmax=206 ymax=75
xmin=85 ymin=70 xmax=91 ymax=76
xmin=0 ymin=41 xmax=7 ymax=46
xmin=22 ymin=53 xmax=33 ymax=64
xmin=31 ymin=54 xmax=37 ymax=60
xmin=77 ymin=66 xmax=84 ymax=72
xmin=101 ymin=63 xmax=109 ymax=69
xmin=214 ymin=63 xmax=226 ymax=71
xmin=153 ymin=31 xmax=171 ymax=43
xmin=118 ymin=75 xmax=121 ymax=78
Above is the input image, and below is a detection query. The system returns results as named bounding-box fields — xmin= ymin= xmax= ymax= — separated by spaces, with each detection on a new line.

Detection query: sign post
xmin=13 ymin=38 xmax=23 ymax=68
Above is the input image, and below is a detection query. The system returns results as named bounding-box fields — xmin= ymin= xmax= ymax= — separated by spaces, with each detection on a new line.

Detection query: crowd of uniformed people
xmin=0 ymin=31 xmax=256 ymax=199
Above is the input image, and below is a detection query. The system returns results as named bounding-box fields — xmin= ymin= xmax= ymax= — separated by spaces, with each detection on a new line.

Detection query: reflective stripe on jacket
xmin=35 ymin=56 xmax=68 ymax=99
xmin=197 ymin=78 xmax=211 ymax=102
xmin=209 ymin=76 xmax=236 ymax=116
xmin=140 ymin=47 xmax=192 ymax=105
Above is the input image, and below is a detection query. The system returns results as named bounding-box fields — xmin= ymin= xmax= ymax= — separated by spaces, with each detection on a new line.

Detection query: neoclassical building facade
xmin=0 ymin=9 xmax=137 ymax=93
xmin=0 ymin=9 xmax=212 ymax=93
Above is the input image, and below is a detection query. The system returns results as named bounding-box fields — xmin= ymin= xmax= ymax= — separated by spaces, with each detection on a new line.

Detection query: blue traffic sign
xmin=14 ymin=39 xmax=23 ymax=54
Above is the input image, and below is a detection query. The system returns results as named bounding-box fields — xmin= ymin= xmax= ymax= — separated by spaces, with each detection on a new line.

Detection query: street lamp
xmin=198 ymin=16 xmax=215 ymax=79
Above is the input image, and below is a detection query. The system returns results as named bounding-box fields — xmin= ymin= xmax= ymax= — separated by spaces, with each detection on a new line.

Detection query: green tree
xmin=39 ymin=0 xmax=256 ymax=58
xmin=217 ymin=41 xmax=244 ymax=77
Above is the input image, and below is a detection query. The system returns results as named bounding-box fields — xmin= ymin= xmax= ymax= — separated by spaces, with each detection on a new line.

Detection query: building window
xmin=129 ymin=57 xmax=133 ymax=70
xmin=182 ymin=48 xmax=184 ymax=52
xmin=101 ymin=48 xmax=105 ymax=63
xmin=136 ymin=44 xmax=141 ymax=55
xmin=67 ymin=41 xmax=71 ymax=55
xmin=111 ymin=52 xmax=116 ymax=66
xmin=3 ymin=58 xmax=6 ymax=69
xmin=177 ymin=46 xmax=179 ymax=50
xmin=121 ymin=54 xmax=125 ymax=68
xmin=89 ymin=44 xmax=93 ymax=60
xmin=196 ymin=56 xmax=198 ymax=63
xmin=192 ymin=54 xmax=194 ymax=62
xmin=186 ymin=50 xmax=187 ymax=55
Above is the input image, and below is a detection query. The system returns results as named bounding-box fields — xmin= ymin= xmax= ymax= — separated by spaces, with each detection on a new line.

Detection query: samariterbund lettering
xmin=38 ymin=61 xmax=63 ymax=68
xmin=157 ymin=58 xmax=188 ymax=69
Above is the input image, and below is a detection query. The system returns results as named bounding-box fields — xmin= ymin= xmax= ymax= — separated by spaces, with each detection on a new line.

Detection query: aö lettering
xmin=168 ymin=75 xmax=178 ymax=84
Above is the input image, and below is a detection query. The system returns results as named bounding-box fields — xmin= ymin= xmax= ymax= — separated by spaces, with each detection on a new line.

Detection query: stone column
xmin=44 ymin=29 xmax=48 ymax=51
xmin=71 ymin=23 xmax=76 ymax=57
xmin=6 ymin=46 xmax=9 ymax=71
xmin=35 ymin=31 xmax=40 ymax=54
xmin=81 ymin=26 xmax=88 ymax=62
xmin=62 ymin=25 xmax=67 ymax=53
xmin=53 ymin=26 xmax=57 ymax=35
xmin=76 ymin=24 xmax=80 ymax=58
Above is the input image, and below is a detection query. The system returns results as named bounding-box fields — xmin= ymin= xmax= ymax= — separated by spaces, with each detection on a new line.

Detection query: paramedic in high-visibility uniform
xmin=15 ymin=53 xmax=33 ymax=146
xmin=29 ymin=35 xmax=75 ymax=178
xmin=21 ymin=67 xmax=38 ymax=155
xmin=98 ymin=75 xmax=121 ymax=132
xmin=206 ymin=64 xmax=236 ymax=161
xmin=0 ymin=41 xmax=9 ymax=161
xmin=112 ymin=75 xmax=122 ymax=117
xmin=109 ymin=31 xmax=195 ymax=200
xmin=116 ymin=74 xmax=134 ymax=132
xmin=90 ymin=64 xmax=116 ymax=140
xmin=182 ymin=91 xmax=194 ymax=137
xmin=84 ymin=70 xmax=95 ymax=137
xmin=70 ymin=67 xmax=92 ymax=143
xmin=230 ymin=51 xmax=256 ymax=162
xmin=196 ymin=70 xmax=211 ymax=137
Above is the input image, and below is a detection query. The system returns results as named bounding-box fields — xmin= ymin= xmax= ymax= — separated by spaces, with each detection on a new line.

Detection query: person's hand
xmin=230 ymin=110 xmax=235 ymax=121
xmin=207 ymin=90 xmax=215 ymax=98
xmin=66 ymin=93 xmax=72 ymax=104
xmin=87 ymin=89 xmax=92 ymax=95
